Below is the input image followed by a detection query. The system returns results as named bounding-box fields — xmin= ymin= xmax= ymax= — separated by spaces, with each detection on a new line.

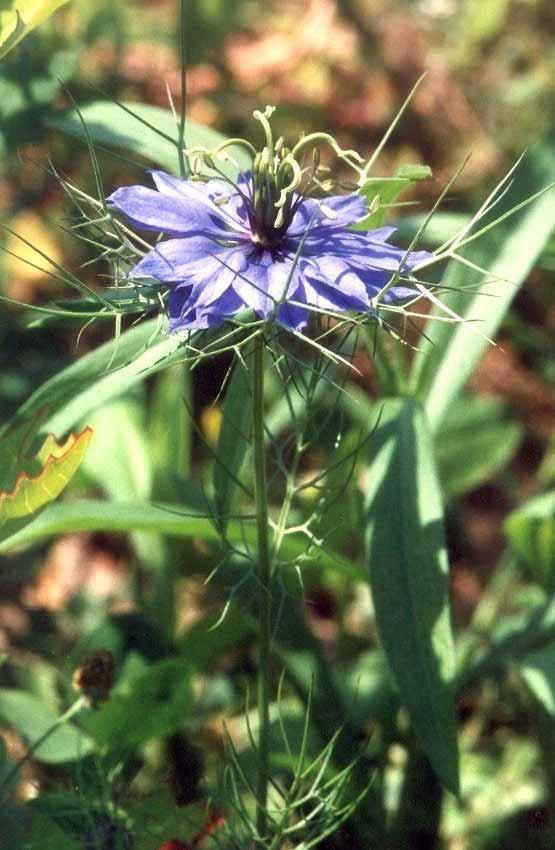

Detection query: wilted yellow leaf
xmin=0 ymin=427 xmax=92 ymax=521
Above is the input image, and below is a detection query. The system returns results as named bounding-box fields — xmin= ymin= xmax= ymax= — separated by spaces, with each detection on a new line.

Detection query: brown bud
xmin=72 ymin=649 xmax=116 ymax=708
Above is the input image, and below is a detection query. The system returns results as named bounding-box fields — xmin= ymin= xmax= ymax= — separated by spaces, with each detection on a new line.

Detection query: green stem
xmin=177 ymin=0 xmax=189 ymax=179
xmin=0 ymin=696 xmax=87 ymax=798
xmin=252 ymin=335 xmax=272 ymax=839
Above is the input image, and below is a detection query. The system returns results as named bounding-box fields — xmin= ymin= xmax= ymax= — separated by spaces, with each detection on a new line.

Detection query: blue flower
xmin=107 ymin=170 xmax=430 ymax=332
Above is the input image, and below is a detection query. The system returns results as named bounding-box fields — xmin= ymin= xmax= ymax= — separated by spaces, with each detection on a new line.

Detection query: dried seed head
xmin=72 ymin=649 xmax=116 ymax=708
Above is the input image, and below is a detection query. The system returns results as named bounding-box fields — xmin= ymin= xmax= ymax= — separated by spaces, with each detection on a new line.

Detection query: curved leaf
xmin=505 ymin=492 xmax=555 ymax=591
xmin=410 ymin=143 xmax=555 ymax=431
xmin=0 ymin=0 xmax=70 ymax=59
xmin=0 ymin=689 xmax=93 ymax=763
xmin=0 ymin=319 xmax=183 ymax=448
xmin=364 ymin=398 xmax=459 ymax=793
xmin=48 ymin=101 xmax=252 ymax=178
xmin=0 ymin=498 xmax=364 ymax=580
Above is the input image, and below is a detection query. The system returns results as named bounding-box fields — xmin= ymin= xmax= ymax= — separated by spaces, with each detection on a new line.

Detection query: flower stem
xmin=252 ymin=334 xmax=272 ymax=838
xmin=177 ymin=0 xmax=189 ymax=179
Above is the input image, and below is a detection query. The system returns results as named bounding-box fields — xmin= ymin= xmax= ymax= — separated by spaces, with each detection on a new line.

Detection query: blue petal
xmin=107 ymin=185 xmax=233 ymax=237
xmin=288 ymin=194 xmax=367 ymax=235
xmin=130 ymin=236 xmax=244 ymax=282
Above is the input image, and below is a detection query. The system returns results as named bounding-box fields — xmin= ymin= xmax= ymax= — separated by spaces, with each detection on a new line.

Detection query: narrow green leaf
xmin=213 ymin=356 xmax=251 ymax=533
xmin=0 ymin=690 xmax=93 ymax=763
xmin=364 ymin=398 xmax=459 ymax=792
xmin=149 ymin=364 xmax=191 ymax=496
xmin=410 ymin=143 xmax=555 ymax=430
xmin=0 ymin=319 xmax=183 ymax=451
xmin=48 ymin=101 xmax=252 ymax=178
xmin=0 ymin=499 xmax=364 ymax=580
xmin=505 ymin=492 xmax=555 ymax=591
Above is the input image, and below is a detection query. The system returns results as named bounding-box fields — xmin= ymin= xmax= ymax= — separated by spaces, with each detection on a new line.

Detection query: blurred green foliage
xmin=1 ymin=2 xmax=555 ymax=849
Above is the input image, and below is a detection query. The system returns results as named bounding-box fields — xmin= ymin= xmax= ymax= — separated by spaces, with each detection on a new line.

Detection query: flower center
xmin=246 ymin=107 xmax=302 ymax=249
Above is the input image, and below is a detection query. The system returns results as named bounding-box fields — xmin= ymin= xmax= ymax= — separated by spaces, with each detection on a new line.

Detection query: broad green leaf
xmin=435 ymin=396 xmax=522 ymax=497
xmin=0 ymin=0 xmax=70 ymax=60
xmin=520 ymin=644 xmax=555 ymax=716
xmin=356 ymin=163 xmax=432 ymax=230
xmin=213 ymin=356 xmax=251 ymax=533
xmin=0 ymin=319 xmax=184 ymax=451
xmin=0 ymin=690 xmax=93 ymax=763
xmin=411 ymin=144 xmax=555 ymax=430
xmin=364 ymin=398 xmax=459 ymax=792
xmin=0 ymin=426 xmax=92 ymax=522
xmin=505 ymin=492 xmax=555 ymax=591
xmin=0 ymin=498 xmax=364 ymax=579
xmin=23 ymin=814 xmax=81 ymax=850
xmin=84 ymin=659 xmax=191 ymax=748
xmin=48 ymin=101 xmax=252 ymax=177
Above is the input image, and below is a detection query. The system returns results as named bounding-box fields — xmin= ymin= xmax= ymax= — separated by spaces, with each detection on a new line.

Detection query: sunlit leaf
xmin=364 ymin=398 xmax=459 ymax=792
xmin=505 ymin=492 xmax=555 ymax=591
xmin=48 ymin=100 xmax=252 ymax=177
xmin=0 ymin=0 xmax=71 ymax=60
xmin=0 ymin=689 xmax=93 ymax=763
xmin=520 ymin=644 xmax=555 ymax=716
xmin=356 ymin=163 xmax=432 ymax=230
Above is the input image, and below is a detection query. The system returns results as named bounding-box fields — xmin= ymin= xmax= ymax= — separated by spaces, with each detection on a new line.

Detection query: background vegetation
xmin=2 ymin=1 xmax=555 ymax=848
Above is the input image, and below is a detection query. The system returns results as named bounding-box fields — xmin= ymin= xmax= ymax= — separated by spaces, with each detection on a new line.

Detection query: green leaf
xmin=505 ymin=492 xmax=555 ymax=591
xmin=130 ymin=792 xmax=206 ymax=850
xmin=435 ymin=397 xmax=522 ymax=497
xmin=520 ymin=644 xmax=555 ymax=716
xmin=356 ymin=163 xmax=432 ymax=229
xmin=364 ymin=398 xmax=459 ymax=793
xmin=0 ymin=1 xmax=71 ymax=60
xmin=149 ymin=363 xmax=191 ymax=497
xmin=0 ymin=319 xmax=183 ymax=451
xmin=0 ymin=427 xmax=91 ymax=522
xmin=84 ymin=659 xmax=191 ymax=748
xmin=0 ymin=498 xmax=365 ymax=580
xmin=213 ymin=356 xmax=251 ymax=533
xmin=0 ymin=690 xmax=93 ymax=763
xmin=410 ymin=143 xmax=555 ymax=431
xmin=23 ymin=814 xmax=81 ymax=850
xmin=48 ymin=100 xmax=252 ymax=177
xmin=82 ymin=399 xmax=151 ymax=501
